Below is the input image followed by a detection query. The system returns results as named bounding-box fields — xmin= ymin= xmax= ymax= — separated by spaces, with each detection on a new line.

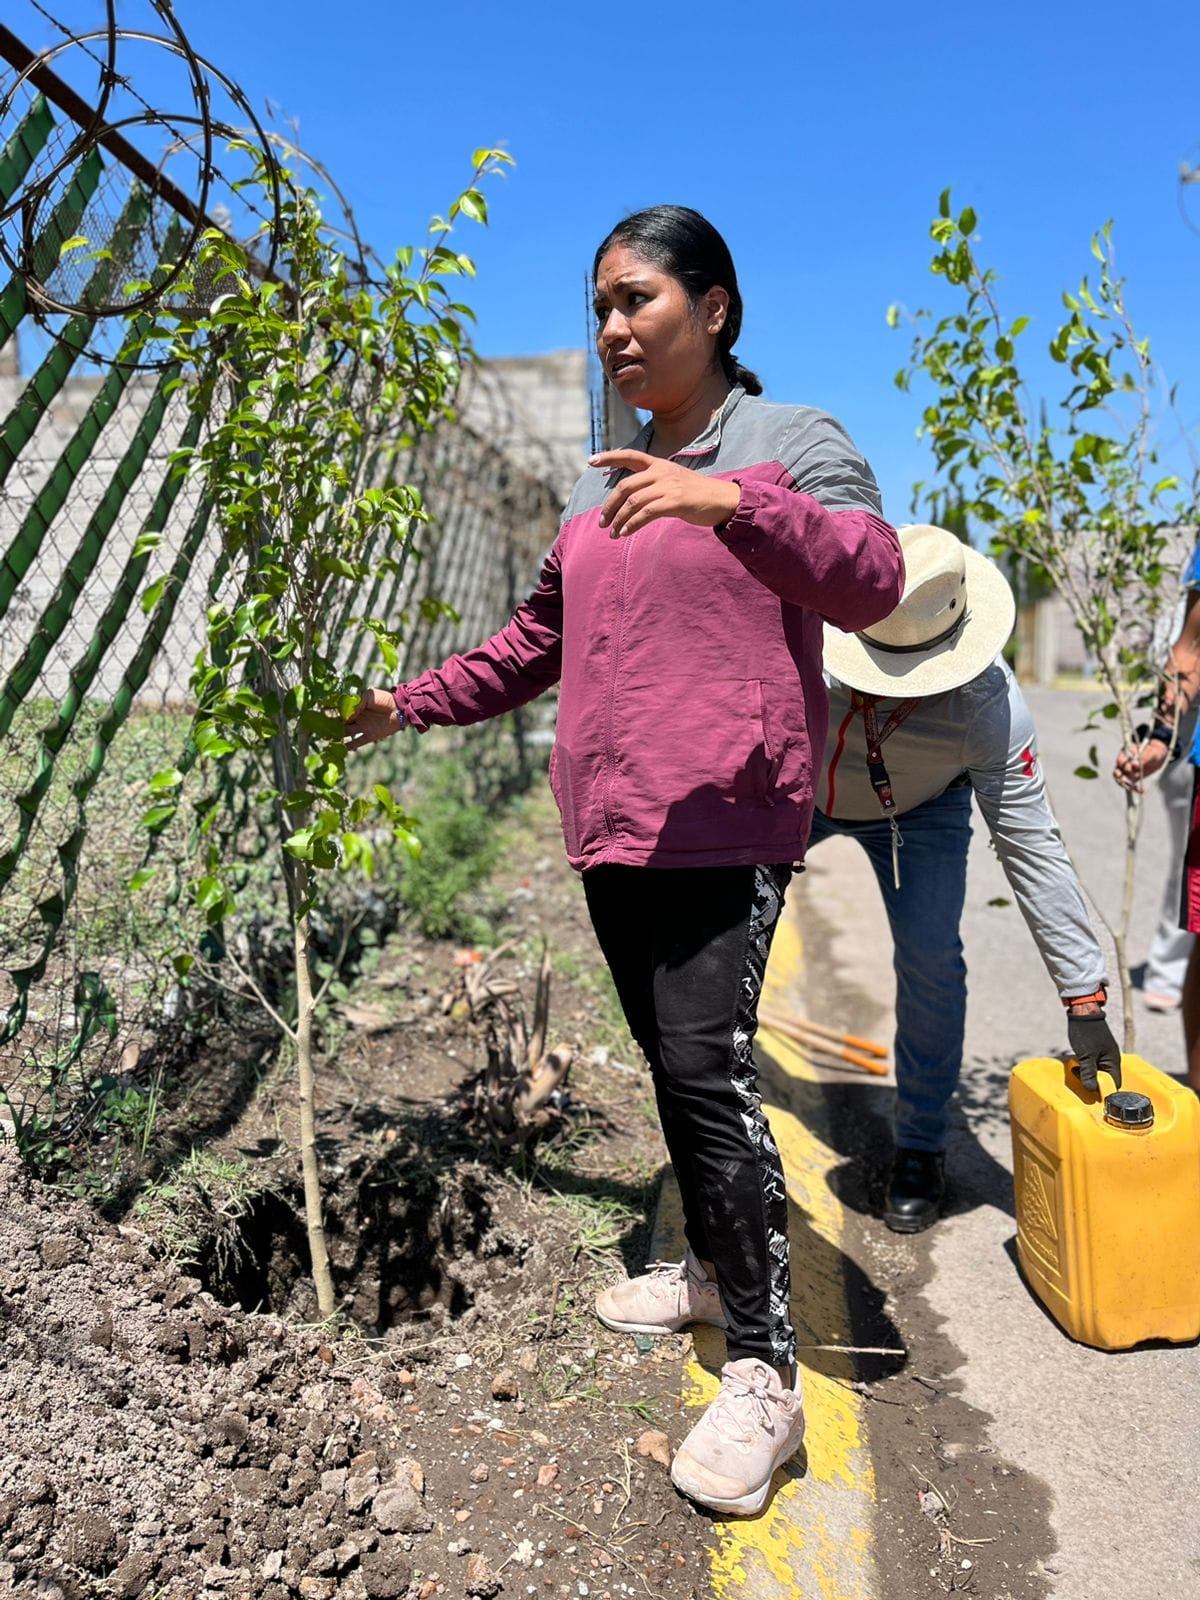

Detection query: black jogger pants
xmin=582 ymin=862 xmax=795 ymax=1368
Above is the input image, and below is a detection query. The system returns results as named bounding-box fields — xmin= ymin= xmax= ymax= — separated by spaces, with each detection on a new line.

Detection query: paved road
xmin=795 ymin=684 xmax=1200 ymax=1598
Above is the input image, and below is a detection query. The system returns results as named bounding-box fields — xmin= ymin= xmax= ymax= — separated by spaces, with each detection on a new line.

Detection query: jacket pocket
xmin=754 ymin=681 xmax=782 ymax=803
xmin=759 ymin=680 xmax=809 ymax=803
xmin=547 ymin=743 xmax=580 ymax=858
xmin=613 ymin=677 xmax=777 ymax=853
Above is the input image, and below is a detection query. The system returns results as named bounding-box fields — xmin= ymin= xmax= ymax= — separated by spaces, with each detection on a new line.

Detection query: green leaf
xmin=133 ymin=530 xmax=162 ymax=560
xmin=195 ymin=875 xmax=226 ymax=912
xmin=283 ymin=827 xmax=315 ymax=860
xmin=456 ymin=189 xmax=488 ymax=225
xmin=58 ymin=234 xmax=89 ymax=257
xmin=141 ymin=575 xmax=170 ymax=614
xmin=141 ymin=802 xmax=177 ymax=831
xmin=299 ymin=708 xmax=344 ymax=738
xmin=312 ymin=838 xmax=338 ymax=869
xmin=128 ymin=866 xmax=157 ymax=892
xmin=987 ymin=896 xmax=1012 ymax=908
xmin=75 ymin=972 xmax=118 ymax=1041
xmin=194 ymin=722 xmax=237 ymax=759
xmin=958 ymin=206 xmax=976 ymax=235
xmin=1074 ymin=765 xmax=1099 ymax=779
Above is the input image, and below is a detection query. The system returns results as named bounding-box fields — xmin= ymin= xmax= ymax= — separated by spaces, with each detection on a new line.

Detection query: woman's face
xmin=593 ymin=243 xmax=729 ymax=414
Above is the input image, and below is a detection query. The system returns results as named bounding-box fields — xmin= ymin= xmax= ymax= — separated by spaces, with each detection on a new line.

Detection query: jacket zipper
xmin=602 ymin=535 xmax=633 ymax=844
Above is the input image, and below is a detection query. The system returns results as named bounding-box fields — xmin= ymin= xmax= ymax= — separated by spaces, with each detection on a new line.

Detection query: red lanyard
xmin=853 ymin=691 xmax=918 ymax=889
xmin=854 ymin=692 xmax=918 ymax=817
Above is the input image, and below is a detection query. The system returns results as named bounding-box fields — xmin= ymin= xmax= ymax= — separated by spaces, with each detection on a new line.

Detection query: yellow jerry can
xmin=1009 ymin=1053 xmax=1200 ymax=1350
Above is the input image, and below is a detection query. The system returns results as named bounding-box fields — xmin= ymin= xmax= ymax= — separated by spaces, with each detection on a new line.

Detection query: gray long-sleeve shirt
xmin=817 ymin=659 xmax=1106 ymax=997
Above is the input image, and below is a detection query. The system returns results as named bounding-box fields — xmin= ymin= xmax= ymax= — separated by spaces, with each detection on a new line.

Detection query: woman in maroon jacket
xmin=348 ymin=205 xmax=902 ymax=1516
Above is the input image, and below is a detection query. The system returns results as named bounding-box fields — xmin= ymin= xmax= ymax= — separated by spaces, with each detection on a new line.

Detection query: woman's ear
xmin=705 ymin=285 xmax=730 ymax=337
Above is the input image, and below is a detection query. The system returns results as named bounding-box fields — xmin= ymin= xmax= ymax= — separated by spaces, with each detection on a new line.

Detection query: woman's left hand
xmin=345 ymin=687 xmax=404 ymax=751
xmin=590 ymin=450 xmax=741 ymax=539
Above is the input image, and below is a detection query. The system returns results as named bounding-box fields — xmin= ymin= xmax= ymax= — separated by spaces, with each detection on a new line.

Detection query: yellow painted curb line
xmin=656 ymin=906 xmax=879 ymax=1599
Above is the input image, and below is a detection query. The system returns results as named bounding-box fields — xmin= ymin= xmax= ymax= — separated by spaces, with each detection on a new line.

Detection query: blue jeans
xmin=807 ymin=783 xmax=973 ymax=1152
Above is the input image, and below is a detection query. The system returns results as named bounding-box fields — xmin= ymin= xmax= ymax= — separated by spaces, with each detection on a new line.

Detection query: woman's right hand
xmin=1113 ymin=736 xmax=1169 ymax=794
xmin=345 ymin=688 xmax=405 ymax=751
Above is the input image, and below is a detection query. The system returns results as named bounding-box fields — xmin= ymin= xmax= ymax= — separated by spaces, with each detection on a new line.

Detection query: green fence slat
xmin=0 ymin=143 xmax=105 ymax=350
xmin=0 ymin=185 xmax=154 ymax=488
xmin=0 ymin=361 xmax=135 ymax=619
xmin=0 ymin=95 xmax=54 ymax=208
xmin=0 ymin=212 xmax=184 ymax=622
xmin=0 ymin=373 xmax=176 ymax=739
xmin=0 ymin=406 xmax=205 ymax=891
xmin=1 ymin=494 xmax=212 ymax=1048
xmin=73 ymin=496 xmax=212 ymax=813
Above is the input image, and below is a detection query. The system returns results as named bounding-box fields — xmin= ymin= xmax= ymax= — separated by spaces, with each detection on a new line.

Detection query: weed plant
xmin=386 ymin=757 xmax=502 ymax=942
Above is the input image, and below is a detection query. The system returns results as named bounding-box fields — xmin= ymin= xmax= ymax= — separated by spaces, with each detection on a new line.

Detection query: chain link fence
xmin=0 ymin=90 xmax=571 ymax=1143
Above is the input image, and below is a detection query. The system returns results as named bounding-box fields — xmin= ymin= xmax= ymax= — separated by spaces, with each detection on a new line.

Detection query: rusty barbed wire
xmin=0 ymin=0 xmax=285 ymax=366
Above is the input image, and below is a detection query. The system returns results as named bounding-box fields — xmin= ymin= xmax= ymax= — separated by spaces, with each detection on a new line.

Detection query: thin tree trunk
xmin=1119 ymin=788 xmax=1141 ymax=1054
xmin=293 ymin=867 xmax=336 ymax=1319
xmin=263 ymin=699 xmax=335 ymax=1318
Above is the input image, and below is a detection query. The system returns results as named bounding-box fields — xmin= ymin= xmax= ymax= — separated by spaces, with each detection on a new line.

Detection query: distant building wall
xmin=458 ymin=350 xmax=591 ymax=502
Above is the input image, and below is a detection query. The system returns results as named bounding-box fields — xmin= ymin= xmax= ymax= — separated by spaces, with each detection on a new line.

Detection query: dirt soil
xmin=1 ymin=783 xmax=1058 ymax=1600
xmin=0 ymin=789 xmax=719 ymax=1600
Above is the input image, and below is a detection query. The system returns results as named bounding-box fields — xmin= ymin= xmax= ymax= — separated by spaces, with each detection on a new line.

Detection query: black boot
xmin=883 ymin=1148 xmax=946 ymax=1234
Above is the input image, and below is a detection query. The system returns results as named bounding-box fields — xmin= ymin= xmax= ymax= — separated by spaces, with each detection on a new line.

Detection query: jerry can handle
xmin=1064 ymin=1013 xmax=1123 ymax=1094
xmin=1065 ymin=1055 xmax=1123 ymax=1096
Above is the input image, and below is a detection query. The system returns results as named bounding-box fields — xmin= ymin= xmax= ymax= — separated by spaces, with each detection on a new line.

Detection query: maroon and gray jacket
xmin=394 ymin=386 xmax=903 ymax=871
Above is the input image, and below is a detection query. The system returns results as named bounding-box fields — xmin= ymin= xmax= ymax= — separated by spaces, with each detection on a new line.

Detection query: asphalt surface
xmin=795 ymin=683 xmax=1200 ymax=1600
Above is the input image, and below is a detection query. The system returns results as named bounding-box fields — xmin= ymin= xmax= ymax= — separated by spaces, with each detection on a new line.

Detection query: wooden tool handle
xmin=759 ymin=1010 xmax=890 ymax=1077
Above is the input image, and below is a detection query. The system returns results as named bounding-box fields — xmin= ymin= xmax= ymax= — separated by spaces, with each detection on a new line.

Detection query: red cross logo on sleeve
xmin=1019 ymin=744 xmax=1036 ymax=778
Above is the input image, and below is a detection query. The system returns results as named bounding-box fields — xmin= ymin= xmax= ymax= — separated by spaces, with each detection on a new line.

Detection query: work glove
xmin=1067 ymin=1011 xmax=1122 ymax=1093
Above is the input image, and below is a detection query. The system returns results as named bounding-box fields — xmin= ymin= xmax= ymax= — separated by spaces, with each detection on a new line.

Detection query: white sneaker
xmin=595 ymin=1249 xmax=727 ymax=1335
xmin=670 ymin=1357 xmax=805 ymax=1516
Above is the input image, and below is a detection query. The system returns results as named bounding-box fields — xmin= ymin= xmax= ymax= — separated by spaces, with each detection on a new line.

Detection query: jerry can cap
xmin=1103 ymin=1090 xmax=1154 ymax=1129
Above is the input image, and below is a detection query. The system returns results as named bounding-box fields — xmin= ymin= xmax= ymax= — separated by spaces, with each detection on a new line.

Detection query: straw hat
xmin=822 ymin=524 xmax=1016 ymax=697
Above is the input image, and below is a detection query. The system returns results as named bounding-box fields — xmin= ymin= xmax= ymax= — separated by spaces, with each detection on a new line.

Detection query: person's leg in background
xmin=1182 ymin=945 xmax=1200 ymax=1093
xmin=1143 ymin=736 xmax=1197 ymax=1010
xmin=838 ymin=787 xmax=973 ymax=1230
xmin=1178 ymin=766 xmax=1200 ymax=1095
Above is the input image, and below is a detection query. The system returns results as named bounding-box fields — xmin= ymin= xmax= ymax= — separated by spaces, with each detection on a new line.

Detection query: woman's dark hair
xmin=592 ymin=205 xmax=763 ymax=396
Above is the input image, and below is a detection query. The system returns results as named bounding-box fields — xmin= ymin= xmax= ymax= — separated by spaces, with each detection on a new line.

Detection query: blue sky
xmin=11 ymin=0 xmax=1200 ymax=519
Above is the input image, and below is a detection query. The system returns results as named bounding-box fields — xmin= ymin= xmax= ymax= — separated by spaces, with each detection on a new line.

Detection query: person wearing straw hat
xmin=814 ymin=524 xmax=1120 ymax=1231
